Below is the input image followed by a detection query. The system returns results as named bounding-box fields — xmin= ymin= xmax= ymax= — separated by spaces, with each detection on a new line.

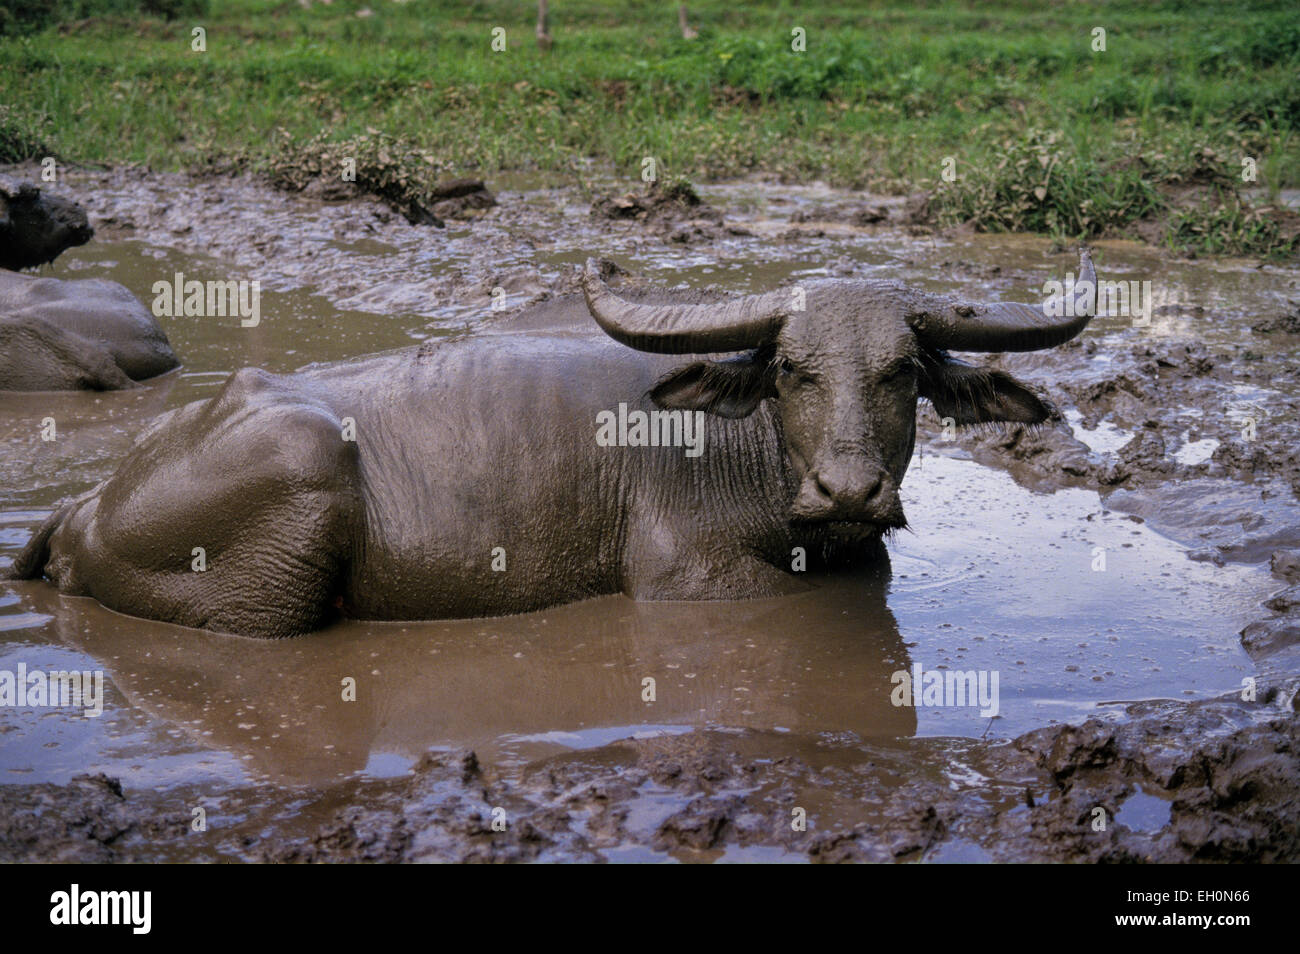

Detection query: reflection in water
xmin=0 ymin=452 xmax=1271 ymax=789
xmin=0 ymin=374 xmax=180 ymax=509
xmin=3 ymin=563 xmax=912 ymax=786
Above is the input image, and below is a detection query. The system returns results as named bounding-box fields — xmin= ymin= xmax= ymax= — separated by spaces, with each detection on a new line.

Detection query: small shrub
xmin=1167 ymin=190 xmax=1300 ymax=258
xmin=932 ymin=129 xmax=1163 ymax=237
xmin=264 ymin=130 xmax=451 ymax=222
xmin=0 ymin=104 xmax=53 ymax=163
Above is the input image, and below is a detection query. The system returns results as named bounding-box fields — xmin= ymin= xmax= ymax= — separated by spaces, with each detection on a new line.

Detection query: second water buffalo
xmin=0 ymin=270 xmax=180 ymax=392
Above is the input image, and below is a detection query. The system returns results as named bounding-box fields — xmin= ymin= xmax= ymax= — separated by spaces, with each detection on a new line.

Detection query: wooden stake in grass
xmin=679 ymin=5 xmax=698 ymax=40
xmin=537 ymin=0 xmax=553 ymax=53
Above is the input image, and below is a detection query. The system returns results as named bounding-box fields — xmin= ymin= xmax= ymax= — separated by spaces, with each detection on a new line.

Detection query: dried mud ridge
xmin=590 ymin=178 xmax=750 ymax=244
xmin=1 ymin=677 xmax=1296 ymax=863
xmin=294 ymin=175 xmax=497 ymax=228
xmin=589 ymin=180 xmax=933 ymax=244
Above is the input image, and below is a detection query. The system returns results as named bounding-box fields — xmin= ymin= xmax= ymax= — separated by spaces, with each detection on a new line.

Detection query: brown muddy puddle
xmin=0 ymin=172 xmax=1296 ymax=859
xmin=0 ymin=452 xmax=1271 ymax=790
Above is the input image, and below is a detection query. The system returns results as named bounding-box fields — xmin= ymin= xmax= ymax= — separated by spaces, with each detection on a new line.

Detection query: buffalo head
xmin=0 ymin=176 xmax=93 ymax=272
xmin=582 ymin=250 xmax=1096 ymax=531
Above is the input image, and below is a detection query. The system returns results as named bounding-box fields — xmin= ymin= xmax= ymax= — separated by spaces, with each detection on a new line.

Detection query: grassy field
xmin=2 ymin=0 xmax=1298 ymax=254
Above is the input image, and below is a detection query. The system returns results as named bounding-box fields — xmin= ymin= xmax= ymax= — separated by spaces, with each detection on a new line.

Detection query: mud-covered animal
xmin=7 ymin=250 xmax=1096 ymax=637
xmin=0 ymin=270 xmax=180 ymax=391
xmin=0 ymin=175 xmax=93 ymax=271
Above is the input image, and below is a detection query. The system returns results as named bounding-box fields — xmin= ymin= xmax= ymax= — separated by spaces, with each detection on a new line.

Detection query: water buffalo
xmin=0 ymin=270 xmax=180 ymax=391
xmin=6 ymin=250 xmax=1096 ymax=637
xmin=0 ymin=174 xmax=93 ymax=271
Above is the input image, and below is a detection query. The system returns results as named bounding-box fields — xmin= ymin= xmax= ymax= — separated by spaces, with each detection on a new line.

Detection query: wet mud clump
xmin=294 ymin=175 xmax=496 ymax=228
xmin=789 ymin=200 xmax=891 ymax=227
xmin=0 ymin=774 xmax=190 ymax=863
xmin=1251 ymin=299 xmax=1300 ymax=335
xmin=421 ymin=178 xmax=498 ymax=222
xmin=590 ymin=177 xmax=740 ymax=243
xmin=2 ymin=683 xmax=1294 ymax=863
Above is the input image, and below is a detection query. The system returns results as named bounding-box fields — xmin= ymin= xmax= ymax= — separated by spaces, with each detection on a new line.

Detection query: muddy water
xmin=1 ymin=169 xmax=1297 ymax=859
xmin=2 ymin=456 xmax=1271 ymax=788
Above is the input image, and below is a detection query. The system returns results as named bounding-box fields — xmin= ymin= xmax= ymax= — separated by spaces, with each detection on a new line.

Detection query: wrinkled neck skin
xmin=610 ymin=391 xmax=894 ymax=575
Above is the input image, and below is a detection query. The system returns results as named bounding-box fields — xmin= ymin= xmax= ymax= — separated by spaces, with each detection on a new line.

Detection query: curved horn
xmin=580 ymin=258 xmax=787 ymax=353
xmin=909 ymin=247 xmax=1097 ymax=352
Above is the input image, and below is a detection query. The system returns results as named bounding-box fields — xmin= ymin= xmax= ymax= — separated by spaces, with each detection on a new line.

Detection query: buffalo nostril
xmin=862 ymin=473 xmax=885 ymax=505
xmin=812 ymin=472 xmax=835 ymax=501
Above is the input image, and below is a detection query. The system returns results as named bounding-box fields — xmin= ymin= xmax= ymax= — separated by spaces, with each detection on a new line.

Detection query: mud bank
xmin=1 ymin=164 xmax=1298 ymax=862
xmin=1 ymin=677 xmax=1295 ymax=863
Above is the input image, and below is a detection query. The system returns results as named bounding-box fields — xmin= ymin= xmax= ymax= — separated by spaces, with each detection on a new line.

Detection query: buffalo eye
xmin=776 ymin=357 xmax=814 ymax=385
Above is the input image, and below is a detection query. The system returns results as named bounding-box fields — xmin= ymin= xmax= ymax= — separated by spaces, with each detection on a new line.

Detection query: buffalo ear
xmin=650 ymin=353 xmax=775 ymax=419
xmin=919 ymin=357 xmax=1051 ymax=425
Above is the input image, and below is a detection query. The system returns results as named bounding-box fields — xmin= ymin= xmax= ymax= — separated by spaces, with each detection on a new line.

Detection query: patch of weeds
xmin=0 ymin=0 xmax=207 ymax=36
xmin=656 ymin=175 xmax=701 ymax=206
xmin=263 ymin=130 xmax=452 ymax=225
xmin=0 ymin=104 xmax=53 ymax=163
xmin=931 ymin=129 xmax=1163 ymax=237
xmin=1167 ymin=190 xmax=1300 ymax=258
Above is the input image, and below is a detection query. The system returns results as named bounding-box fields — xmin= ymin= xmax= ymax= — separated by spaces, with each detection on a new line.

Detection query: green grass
xmin=2 ymin=0 xmax=1298 ymax=255
xmin=1167 ymin=188 xmax=1297 ymax=256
